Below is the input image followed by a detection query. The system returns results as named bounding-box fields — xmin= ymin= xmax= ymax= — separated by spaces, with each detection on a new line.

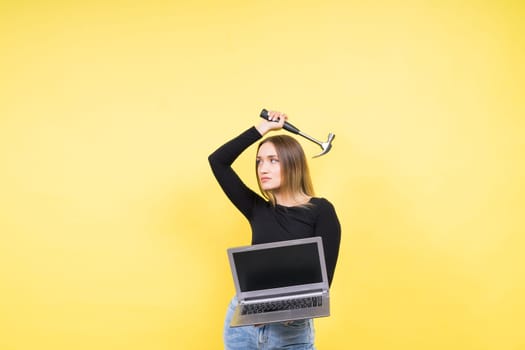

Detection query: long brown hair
xmin=256 ymin=135 xmax=315 ymax=206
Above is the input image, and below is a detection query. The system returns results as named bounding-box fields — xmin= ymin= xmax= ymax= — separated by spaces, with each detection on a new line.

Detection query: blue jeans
xmin=223 ymin=297 xmax=316 ymax=350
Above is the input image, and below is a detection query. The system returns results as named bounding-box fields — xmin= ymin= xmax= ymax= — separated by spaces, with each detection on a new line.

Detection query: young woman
xmin=208 ymin=110 xmax=341 ymax=349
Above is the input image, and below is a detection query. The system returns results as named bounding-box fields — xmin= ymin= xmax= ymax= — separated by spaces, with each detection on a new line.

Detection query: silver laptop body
xmin=227 ymin=236 xmax=330 ymax=327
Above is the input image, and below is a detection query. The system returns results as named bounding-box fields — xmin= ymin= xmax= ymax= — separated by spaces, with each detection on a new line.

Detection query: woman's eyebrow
xmin=256 ymin=154 xmax=278 ymax=158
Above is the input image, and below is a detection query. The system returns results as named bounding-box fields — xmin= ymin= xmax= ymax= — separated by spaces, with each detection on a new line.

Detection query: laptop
xmin=227 ymin=236 xmax=330 ymax=327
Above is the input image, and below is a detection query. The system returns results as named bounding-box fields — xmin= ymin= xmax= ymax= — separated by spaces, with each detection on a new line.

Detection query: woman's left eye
xmin=271 ymin=159 xmax=279 ymax=163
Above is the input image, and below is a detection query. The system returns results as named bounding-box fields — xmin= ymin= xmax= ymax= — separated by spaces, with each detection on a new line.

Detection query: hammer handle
xmin=260 ymin=109 xmax=300 ymax=134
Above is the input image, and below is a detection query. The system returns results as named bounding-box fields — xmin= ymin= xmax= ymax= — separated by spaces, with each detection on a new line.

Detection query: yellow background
xmin=1 ymin=1 xmax=524 ymax=349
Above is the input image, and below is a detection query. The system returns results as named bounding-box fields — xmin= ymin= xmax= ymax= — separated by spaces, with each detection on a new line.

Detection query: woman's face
xmin=256 ymin=142 xmax=282 ymax=192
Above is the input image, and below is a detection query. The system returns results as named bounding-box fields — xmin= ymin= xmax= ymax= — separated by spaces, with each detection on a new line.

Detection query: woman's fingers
xmin=256 ymin=110 xmax=288 ymax=135
xmin=268 ymin=110 xmax=288 ymax=122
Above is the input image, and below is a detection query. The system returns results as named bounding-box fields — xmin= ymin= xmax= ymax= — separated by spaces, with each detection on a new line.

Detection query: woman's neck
xmin=274 ymin=191 xmax=311 ymax=207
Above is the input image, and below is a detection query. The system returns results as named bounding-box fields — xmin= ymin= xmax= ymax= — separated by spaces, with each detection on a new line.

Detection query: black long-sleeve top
xmin=208 ymin=127 xmax=341 ymax=286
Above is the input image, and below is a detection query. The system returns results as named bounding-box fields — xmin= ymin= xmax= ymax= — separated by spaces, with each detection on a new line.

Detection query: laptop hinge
xmin=242 ymin=289 xmax=326 ymax=304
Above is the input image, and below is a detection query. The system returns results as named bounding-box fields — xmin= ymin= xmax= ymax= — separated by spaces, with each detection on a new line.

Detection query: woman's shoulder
xmin=309 ymin=197 xmax=336 ymax=209
xmin=310 ymin=197 xmax=340 ymax=222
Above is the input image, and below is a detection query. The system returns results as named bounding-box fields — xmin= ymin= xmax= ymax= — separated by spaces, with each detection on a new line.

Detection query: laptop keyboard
xmin=241 ymin=295 xmax=323 ymax=315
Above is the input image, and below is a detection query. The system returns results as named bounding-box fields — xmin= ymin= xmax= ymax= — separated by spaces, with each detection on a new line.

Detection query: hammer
xmin=260 ymin=109 xmax=335 ymax=158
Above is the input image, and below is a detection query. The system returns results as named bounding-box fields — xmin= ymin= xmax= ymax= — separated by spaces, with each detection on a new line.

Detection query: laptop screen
xmin=232 ymin=242 xmax=323 ymax=292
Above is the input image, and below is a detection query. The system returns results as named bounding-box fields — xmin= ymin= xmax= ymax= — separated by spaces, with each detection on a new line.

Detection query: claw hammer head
xmin=313 ymin=133 xmax=335 ymax=158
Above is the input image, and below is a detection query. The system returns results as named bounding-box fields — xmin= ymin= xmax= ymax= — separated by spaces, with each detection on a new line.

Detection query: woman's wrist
xmin=255 ymin=123 xmax=270 ymax=136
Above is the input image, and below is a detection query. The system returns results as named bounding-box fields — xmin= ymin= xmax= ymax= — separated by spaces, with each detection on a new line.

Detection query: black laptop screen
xmin=233 ymin=242 xmax=323 ymax=292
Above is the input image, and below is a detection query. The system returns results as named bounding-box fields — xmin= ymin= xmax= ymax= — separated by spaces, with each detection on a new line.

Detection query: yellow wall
xmin=1 ymin=1 xmax=524 ymax=349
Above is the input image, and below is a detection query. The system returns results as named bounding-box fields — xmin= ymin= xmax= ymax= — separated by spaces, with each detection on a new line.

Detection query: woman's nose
xmin=258 ymin=161 xmax=268 ymax=173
